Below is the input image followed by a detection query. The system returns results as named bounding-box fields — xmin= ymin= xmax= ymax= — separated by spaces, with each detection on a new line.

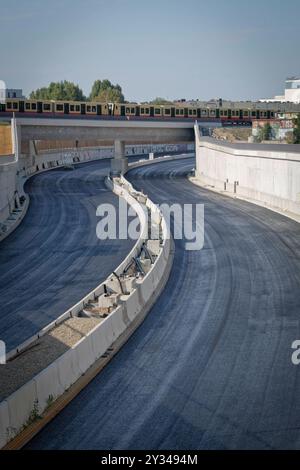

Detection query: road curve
xmin=27 ymin=157 xmax=300 ymax=450
xmin=0 ymin=159 xmax=135 ymax=352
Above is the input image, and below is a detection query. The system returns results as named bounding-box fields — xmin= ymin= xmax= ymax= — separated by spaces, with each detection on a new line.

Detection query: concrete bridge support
xmin=111 ymin=140 xmax=128 ymax=175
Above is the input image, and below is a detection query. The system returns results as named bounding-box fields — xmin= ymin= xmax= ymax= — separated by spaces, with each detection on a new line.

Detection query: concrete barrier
xmin=33 ymin=363 xmax=63 ymax=413
xmin=57 ymin=348 xmax=81 ymax=392
xmin=75 ymin=335 xmax=97 ymax=375
xmin=5 ymin=380 xmax=37 ymax=437
xmin=0 ymin=401 xmax=10 ymax=449
xmin=0 ymin=168 xmax=173 ymax=448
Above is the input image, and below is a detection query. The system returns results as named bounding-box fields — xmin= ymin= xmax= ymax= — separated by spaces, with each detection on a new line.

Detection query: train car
xmin=0 ymin=97 xmax=280 ymax=123
xmin=175 ymin=107 xmax=185 ymax=118
xmin=163 ymin=106 xmax=174 ymax=118
xmin=53 ymin=100 xmax=107 ymax=116
xmin=139 ymin=105 xmax=151 ymax=117
xmin=4 ymin=99 xmax=20 ymax=112
xmin=188 ymin=108 xmax=198 ymax=118
xmin=24 ymin=100 xmax=38 ymax=113
xmin=114 ymin=104 xmax=138 ymax=117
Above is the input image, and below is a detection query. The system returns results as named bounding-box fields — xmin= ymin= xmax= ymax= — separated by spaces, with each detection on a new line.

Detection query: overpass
xmin=14 ymin=117 xmax=213 ymax=173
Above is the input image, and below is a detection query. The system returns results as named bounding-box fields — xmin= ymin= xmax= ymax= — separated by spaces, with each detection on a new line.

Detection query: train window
xmin=188 ymin=109 xmax=193 ymax=115
xmin=126 ymin=107 xmax=130 ymax=113
xmin=92 ymin=106 xmax=96 ymax=112
xmin=56 ymin=104 xmax=63 ymax=111
xmin=25 ymin=103 xmax=30 ymax=110
xmin=43 ymin=103 xmax=51 ymax=111
xmin=164 ymin=109 xmax=171 ymax=115
xmin=75 ymin=105 xmax=80 ymax=112
xmin=70 ymin=105 xmax=75 ymax=111
xmin=32 ymin=103 xmax=37 ymax=110
xmin=131 ymin=108 xmax=135 ymax=114
xmin=141 ymin=108 xmax=144 ymax=114
xmin=252 ymin=111 xmax=256 ymax=117
xmin=145 ymin=108 xmax=149 ymax=114
xmin=13 ymin=102 xmax=18 ymax=109
xmin=6 ymin=102 xmax=12 ymax=109
xmin=86 ymin=105 xmax=91 ymax=112
xmin=201 ymin=110 xmax=207 ymax=116
xmin=244 ymin=111 xmax=249 ymax=117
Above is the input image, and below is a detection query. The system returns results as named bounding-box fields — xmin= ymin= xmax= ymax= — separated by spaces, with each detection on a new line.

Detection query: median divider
xmin=0 ymin=167 xmax=174 ymax=450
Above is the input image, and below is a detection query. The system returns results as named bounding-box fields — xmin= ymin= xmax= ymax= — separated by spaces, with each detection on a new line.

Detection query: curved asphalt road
xmin=0 ymin=159 xmax=135 ymax=352
xmin=28 ymin=157 xmax=300 ymax=450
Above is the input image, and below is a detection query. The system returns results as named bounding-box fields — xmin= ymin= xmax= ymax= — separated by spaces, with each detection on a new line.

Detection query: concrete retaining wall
xmin=0 ymin=172 xmax=172 ymax=449
xmin=0 ymin=158 xmax=17 ymax=224
xmin=18 ymin=142 xmax=194 ymax=175
xmin=195 ymin=124 xmax=300 ymax=218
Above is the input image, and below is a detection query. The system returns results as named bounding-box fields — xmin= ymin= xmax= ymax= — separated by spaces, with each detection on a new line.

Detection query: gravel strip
xmin=0 ymin=316 xmax=103 ymax=402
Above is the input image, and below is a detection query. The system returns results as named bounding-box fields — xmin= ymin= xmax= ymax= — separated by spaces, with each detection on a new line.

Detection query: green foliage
xmin=30 ymin=81 xmax=85 ymax=101
xmin=261 ymin=123 xmax=272 ymax=141
xmin=149 ymin=97 xmax=173 ymax=105
xmin=89 ymin=79 xmax=124 ymax=103
xmin=46 ymin=394 xmax=54 ymax=410
xmin=257 ymin=122 xmax=272 ymax=142
xmin=285 ymin=131 xmax=295 ymax=144
xmin=293 ymin=114 xmax=300 ymax=143
xmin=24 ymin=399 xmax=41 ymax=428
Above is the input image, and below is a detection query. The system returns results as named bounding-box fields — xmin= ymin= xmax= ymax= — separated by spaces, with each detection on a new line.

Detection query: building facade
xmin=260 ymin=77 xmax=300 ymax=104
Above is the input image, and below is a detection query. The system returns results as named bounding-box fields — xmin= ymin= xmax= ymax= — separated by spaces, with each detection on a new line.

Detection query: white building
xmin=260 ymin=77 xmax=300 ymax=104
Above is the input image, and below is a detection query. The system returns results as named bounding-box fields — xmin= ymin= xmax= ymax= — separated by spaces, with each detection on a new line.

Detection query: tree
xmin=30 ymin=81 xmax=85 ymax=101
xmin=262 ymin=123 xmax=272 ymax=140
xmin=89 ymin=79 xmax=124 ymax=103
xmin=149 ymin=97 xmax=173 ymax=105
xmin=257 ymin=122 xmax=272 ymax=142
xmin=293 ymin=114 xmax=300 ymax=144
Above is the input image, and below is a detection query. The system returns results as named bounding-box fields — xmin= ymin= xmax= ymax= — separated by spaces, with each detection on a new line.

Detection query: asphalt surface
xmin=27 ymin=157 xmax=300 ymax=449
xmin=0 ymin=158 xmax=135 ymax=352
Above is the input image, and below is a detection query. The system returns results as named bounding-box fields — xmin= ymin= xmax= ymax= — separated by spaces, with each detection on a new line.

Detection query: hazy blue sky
xmin=1 ymin=0 xmax=300 ymax=101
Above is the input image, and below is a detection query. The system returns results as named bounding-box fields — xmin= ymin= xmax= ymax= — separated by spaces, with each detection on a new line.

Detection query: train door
xmin=108 ymin=103 xmax=114 ymax=116
xmin=19 ymin=101 xmax=25 ymax=113
xmin=171 ymin=107 xmax=175 ymax=118
xmin=97 ymin=105 xmax=102 ymax=115
xmin=64 ymin=103 xmax=69 ymax=114
xmin=37 ymin=102 xmax=43 ymax=113
xmin=120 ymin=105 xmax=125 ymax=116
xmin=150 ymin=106 xmax=154 ymax=117
xmin=81 ymin=103 xmax=86 ymax=114
xmin=184 ymin=108 xmax=188 ymax=118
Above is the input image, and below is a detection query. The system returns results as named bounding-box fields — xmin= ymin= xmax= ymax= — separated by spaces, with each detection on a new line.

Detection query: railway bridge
xmin=12 ymin=116 xmax=220 ymax=172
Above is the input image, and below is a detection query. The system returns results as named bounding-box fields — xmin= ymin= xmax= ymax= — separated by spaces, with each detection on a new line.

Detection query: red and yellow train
xmin=0 ymin=98 xmax=276 ymax=123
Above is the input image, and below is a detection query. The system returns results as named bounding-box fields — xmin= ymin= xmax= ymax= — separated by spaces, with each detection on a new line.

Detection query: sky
xmin=1 ymin=0 xmax=300 ymax=102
